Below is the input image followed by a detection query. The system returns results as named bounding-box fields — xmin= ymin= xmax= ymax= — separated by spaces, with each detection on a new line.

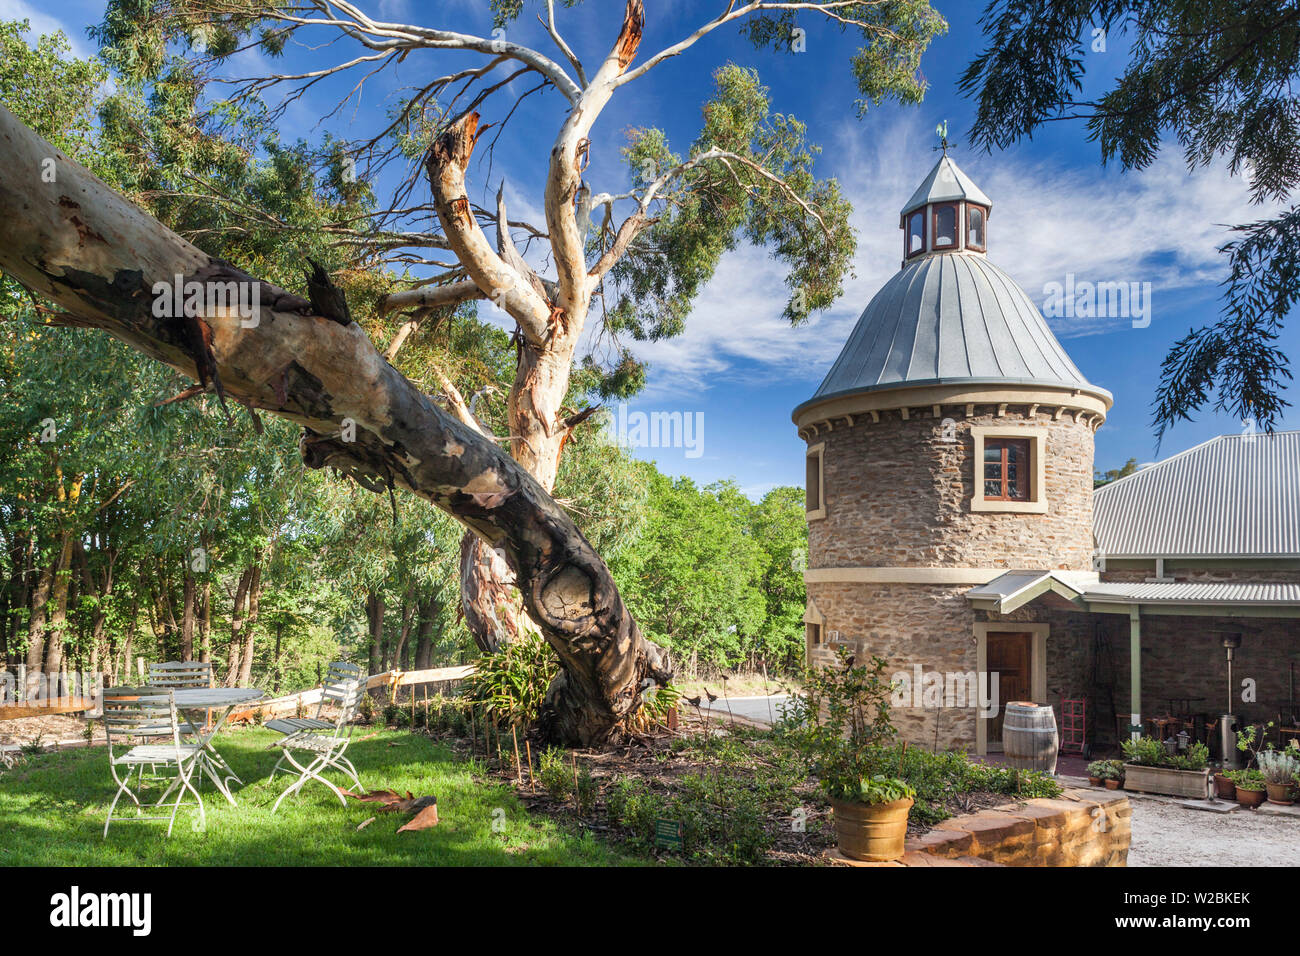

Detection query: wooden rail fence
xmin=0 ymin=664 xmax=475 ymax=724
xmin=227 ymin=665 xmax=476 ymax=723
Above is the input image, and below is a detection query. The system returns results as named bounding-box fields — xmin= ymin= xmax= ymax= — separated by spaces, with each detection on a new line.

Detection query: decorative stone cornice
xmin=804 ymin=567 xmax=1012 ymax=585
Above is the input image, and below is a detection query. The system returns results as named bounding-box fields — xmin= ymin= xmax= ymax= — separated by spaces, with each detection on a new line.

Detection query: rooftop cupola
xmin=899 ymin=151 xmax=992 ymax=262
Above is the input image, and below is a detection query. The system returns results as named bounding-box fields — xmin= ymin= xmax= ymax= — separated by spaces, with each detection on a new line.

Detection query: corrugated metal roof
xmin=802 ymin=252 xmax=1111 ymax=406
xmin=1093 ymin=432 xmax=1300 ymax=557
xmin=966 ymin=570 xmax=1051 ymax=601
xmin=1085 ymin=581 xmax=1300 ymax=606
xmin=900 ymin=156 xmax=992 ymax=217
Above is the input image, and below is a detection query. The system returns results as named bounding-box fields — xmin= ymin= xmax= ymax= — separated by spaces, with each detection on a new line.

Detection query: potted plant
xmin=1258 ymin=744 xmax=1300 ymax=805
xmin=827 ymin=775 xmax=917 ymax=862
xmin=1086 ymin=760 xmax=1110 ymax=787
xmin=1104 ymin=759 xmax=1125 ymax=790
xmin=1120 ymin=735 xmax=1211 ymax=797
xmin=790 ymin=648 xmax=915 ymax=862
xmin=1228 ymin=769 xmax=1267 ymax=808
xmin=1214 ymin=770 xmax=1237 ymax=800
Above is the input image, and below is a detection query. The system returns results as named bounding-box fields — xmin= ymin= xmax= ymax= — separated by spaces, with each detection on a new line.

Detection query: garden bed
xmin=418 ymin=707 xmax=1061 ymax=866
xmin=1123 ymin=763 xmax=1211 ymax=799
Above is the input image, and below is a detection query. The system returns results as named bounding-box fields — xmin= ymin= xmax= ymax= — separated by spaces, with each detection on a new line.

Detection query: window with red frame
xmin=983 ymin=438 xmax=1030 ymax=500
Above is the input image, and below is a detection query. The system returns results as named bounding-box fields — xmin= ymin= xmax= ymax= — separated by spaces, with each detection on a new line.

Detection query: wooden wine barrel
xmin=1002 ymin=702 xmax=1058 ymax=774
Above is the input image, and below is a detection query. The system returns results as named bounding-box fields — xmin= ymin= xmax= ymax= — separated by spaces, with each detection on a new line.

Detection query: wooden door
xmin=987 ymin=632 xmax=1032 ymax=749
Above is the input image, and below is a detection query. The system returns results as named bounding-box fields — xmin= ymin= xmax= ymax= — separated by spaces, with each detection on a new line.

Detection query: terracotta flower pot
xmin=1214 ymin=773 xmax=1237 ymax=800
xmin=1104 ymin=778 xmax=1121 ymax=790
xmin=831 ymin=797 xmax=913 ymax=862
xmin=1266 ymin=782 xmax=1297 ymax=806
xmin=1235 ymin=785 xmax=1266 ymax=808
xmin=1088 ymin=776 xmax=1102 ymax=787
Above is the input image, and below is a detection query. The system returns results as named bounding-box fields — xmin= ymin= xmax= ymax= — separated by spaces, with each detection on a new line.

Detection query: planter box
xmin=1122 ymin=763 xmax=1210 ymax=799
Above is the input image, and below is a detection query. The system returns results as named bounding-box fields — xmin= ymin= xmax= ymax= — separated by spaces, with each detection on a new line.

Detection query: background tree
xmin=961 ymin=0 xmax=1300 ymax=441
xmin=0 ymin=0 xmax=937 ymax=741
xmin=88 ymin=0 xmax=943 ymax=652
xmin=1094 ymin=457 xmax=1139 ymax=488
xmin=612 ymin=474 xmax=806 ymax=678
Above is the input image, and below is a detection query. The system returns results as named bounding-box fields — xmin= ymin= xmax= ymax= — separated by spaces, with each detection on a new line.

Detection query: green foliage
xmin=783 ymin=648 xmax=908 ymax=804
xmin=604 ymin=772 xmax=772 ymax=865
xmin=1226 ymin=768 xmax=1266 ymax=791
xmin=613 ymin=472 xmax=806 ymax=674
xmin=538 ymin=746 xmax=573 ymax=802
xmin=1087 ymin=759 xmax=1115 ymax=779
xmin=0 ymin=20 xmax=107 ymax=157
xmin=1094 ymin=458 xmax=1138 ymax=488
xmin=741 ymin=2 xmax=947 ymax=114
xmin=607 ymin=64 xmax=854 ymax=347
xmin=465 ymin=635 xmax=560 ymax=730
xmin=960 ymin=0 xmax=1300 ymax=439
xmin=881 ymin=743 xmax=1060 ymax=824
xmin=1121 ymin=735 xmax=1210 ymax=771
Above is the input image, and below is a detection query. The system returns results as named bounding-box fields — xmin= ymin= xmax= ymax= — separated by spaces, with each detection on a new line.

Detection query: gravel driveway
xmin=1128 ymin=796 xmax=1300 ymax=866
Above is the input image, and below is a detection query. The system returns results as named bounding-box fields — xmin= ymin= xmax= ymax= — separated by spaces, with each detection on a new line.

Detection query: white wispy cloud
xmin=0 ymin=0 xmax=93 ymax=57
xmin=620 ymin=114 xmax=1279 ymax=401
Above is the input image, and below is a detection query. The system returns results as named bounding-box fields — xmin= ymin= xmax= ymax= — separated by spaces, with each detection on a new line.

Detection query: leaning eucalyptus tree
xmin=0 ymin=0 xmax=941 ymax=743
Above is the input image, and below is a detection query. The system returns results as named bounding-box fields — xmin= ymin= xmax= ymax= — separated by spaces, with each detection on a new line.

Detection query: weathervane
xmin=934 ymin=120 xmax=956 ymax=156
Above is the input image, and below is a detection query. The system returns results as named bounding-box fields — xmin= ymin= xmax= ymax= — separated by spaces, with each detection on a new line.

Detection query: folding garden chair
xmin=267 ymin=663 xmax=366 ymax=812
xmin=101 ymin=686 xmax=205 ymax=838
xmin=148 ymin=661 xmax=215 ymax=738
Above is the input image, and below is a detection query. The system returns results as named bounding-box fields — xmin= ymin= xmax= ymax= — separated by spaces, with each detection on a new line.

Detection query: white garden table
xmin=153 ymin=687 xmax=265 ymax=807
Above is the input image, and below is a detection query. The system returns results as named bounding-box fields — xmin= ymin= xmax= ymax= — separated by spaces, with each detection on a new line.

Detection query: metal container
xmin=1218 ymin=714 xmax=1241 ymax=770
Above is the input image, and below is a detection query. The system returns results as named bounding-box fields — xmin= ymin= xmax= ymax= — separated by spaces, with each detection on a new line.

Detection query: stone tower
xmin=792 ymin=154 xmax=1113 ymax=753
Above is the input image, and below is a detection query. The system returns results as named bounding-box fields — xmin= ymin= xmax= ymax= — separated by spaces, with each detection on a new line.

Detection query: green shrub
xmin=871 ymin=743 xmax=1061 ymax=824
xmin=465 ymin=635 xmax=558 ymax=729
xmin=575 ymin=765 xmax=598 ymax=815
xmin=1121 ymin=735 xmax=1209 ymax=770
xmin=784 ymin=648 xmax=910 ymax=804
xmin=538 ymin=746 xmax=573 ymax=801
xmin=1087 ymin=759 xmax=1113 ymax=779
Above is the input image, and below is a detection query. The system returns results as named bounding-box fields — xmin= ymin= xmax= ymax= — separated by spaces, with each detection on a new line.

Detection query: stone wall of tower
xmin=809 ymin=404 xmax=1097 ymax=572
xmin=806 ymin=582 xmax=979 ymax=751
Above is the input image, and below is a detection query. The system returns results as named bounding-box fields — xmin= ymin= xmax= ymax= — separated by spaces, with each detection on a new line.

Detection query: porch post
xmin=1128 ymin=606 xmax=1142 ymax=742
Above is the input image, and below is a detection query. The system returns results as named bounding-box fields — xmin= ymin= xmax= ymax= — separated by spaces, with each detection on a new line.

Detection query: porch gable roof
xmin=966 ymin=570 xmax=1089 ymax=614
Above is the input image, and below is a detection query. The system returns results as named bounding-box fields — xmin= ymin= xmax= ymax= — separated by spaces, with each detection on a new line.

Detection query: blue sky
xmin=14 ymin=0 xmax=1299 ymax=497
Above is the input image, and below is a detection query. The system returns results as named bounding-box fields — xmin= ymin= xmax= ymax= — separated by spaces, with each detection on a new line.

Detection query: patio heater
xmin=1219 ymin=633 xmax=1242 ymax=771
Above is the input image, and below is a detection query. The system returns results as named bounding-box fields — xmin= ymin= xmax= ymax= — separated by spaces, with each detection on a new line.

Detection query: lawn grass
xmin=0 ymin=728 xmax=640 ymax=866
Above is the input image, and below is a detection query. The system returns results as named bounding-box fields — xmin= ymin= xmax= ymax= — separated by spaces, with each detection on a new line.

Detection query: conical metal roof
xmin=900 ymin=155 xmax=992 ymax=217
xmin=800 ymin=252 xmax=1111 ymax=408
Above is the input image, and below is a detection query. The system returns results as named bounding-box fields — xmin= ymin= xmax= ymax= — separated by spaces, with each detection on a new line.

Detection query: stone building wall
xmin=809 ymin=406 xmax=1096 ymax=571
xmin=1101 ymin=565 xmax=1300 ymax=584
xmin=807 ymin=581 xmax=978 ymax=750
xmin=1110 ymin=615 xmax=1298 ymax=730
xmin=986 ymin=607 xmax=1300 ymax=749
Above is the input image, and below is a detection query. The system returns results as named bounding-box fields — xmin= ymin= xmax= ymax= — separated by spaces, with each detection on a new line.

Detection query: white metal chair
xmin=102 ymin=686 xmax=205 ymax=838
xmin=147 ymin=661 xmax=215 ymax=739
xmin=267 ymin=663 xmax=366 ymax=812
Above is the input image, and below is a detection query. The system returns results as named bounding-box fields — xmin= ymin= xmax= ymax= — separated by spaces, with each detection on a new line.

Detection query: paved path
xmin=699 ymin=694 xmax=789 ymax=725
xmin=1125 ymin=792 xmax=1300 ymax=866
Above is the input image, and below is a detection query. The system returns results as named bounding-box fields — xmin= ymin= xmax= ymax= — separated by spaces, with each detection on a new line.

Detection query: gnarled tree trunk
xmin=0 ymin=105 xmax=668 ymax=745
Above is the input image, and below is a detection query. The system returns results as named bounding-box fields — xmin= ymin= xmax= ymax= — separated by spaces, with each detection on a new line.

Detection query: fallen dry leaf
xmin=357 ymin=816 xmax=376 ymax=831
xmin=342 ymin=789 xmax=402 ymax=805
xmin=343 ymin=789 xmax=437 ymax=829
xmin=397 ymin=803 xmax=439 ymax=832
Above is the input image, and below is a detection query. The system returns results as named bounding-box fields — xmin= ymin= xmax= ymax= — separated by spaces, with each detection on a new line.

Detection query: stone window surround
xmin=803 ymin=599 xmax=826 ymax=649
xmin=969 ymin=424 xmax=1049 ymax=514
xmin=974 ymin=622 xmax=1049 ymax=756
xmin=805 ymin=442 xmax=826 ymax=521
